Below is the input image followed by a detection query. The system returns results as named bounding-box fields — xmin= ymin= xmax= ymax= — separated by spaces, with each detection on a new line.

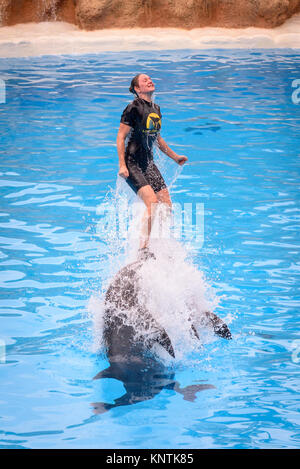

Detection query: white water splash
xmin=138 ymin=237 xmax=220 ymax=362
xmin=88 ymin=163 xmax=222 ymax=363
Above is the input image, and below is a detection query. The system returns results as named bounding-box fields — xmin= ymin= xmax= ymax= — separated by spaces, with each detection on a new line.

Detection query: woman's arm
xmin=116 ymin=123 xmax=131 ymax=178
xmin=156 ymin=135 xmax=188 ymax=166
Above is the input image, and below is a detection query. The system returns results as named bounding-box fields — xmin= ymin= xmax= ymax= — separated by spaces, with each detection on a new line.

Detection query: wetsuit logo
xmin=145 ymin=112 xmax=161 ymax=133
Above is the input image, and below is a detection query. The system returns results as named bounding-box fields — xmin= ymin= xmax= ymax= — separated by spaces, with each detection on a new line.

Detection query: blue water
xmin=0 ymin=49 xmax=299 ymax=449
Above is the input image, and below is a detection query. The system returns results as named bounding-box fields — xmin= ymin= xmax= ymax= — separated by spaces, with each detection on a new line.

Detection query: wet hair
xmin=129 ymin=74 xmax=142 ymax=97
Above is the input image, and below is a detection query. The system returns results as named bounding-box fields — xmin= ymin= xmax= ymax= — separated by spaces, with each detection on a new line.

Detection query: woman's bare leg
xmin=155 ymin=188 xmax=172 ymax=239
xmin=137 ymin=185 xmax=158 ymax=249
xmin=156 ymin=187 xmax=172 ymax=208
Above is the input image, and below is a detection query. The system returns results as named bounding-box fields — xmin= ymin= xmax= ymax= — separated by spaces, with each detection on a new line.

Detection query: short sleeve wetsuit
xmin=120 ymin=97 xmax=167 ymax=194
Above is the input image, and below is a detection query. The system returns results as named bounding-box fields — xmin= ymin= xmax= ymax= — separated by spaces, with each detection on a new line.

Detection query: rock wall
xmin=1 ymin=0 xmax=300 ymax=29
xmin=0 ymin=0 xmax=75 ymax=26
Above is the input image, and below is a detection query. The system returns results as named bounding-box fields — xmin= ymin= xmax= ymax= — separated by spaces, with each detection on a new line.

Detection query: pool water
xmin=0 ymin=49 xmax=299 ymax=449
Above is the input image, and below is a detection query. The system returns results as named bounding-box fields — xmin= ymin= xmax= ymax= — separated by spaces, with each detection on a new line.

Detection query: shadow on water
xmin=91 ymin=354 xmax=215 ymax=415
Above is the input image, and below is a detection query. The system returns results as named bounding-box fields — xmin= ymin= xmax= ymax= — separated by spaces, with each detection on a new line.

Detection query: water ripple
xmin=0 ymin=49 xmax=299 ymax=449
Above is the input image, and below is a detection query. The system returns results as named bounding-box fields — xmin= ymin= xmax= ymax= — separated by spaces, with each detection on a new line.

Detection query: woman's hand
xmin=176 ymin=155 xmax=188 ymax=166
xmin=118 ymin=164 xmax=129 ymax=179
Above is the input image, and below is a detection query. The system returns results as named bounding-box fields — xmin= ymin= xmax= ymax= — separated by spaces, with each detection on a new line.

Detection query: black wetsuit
xmin=120 ymin=97 xmax=167 ymax=194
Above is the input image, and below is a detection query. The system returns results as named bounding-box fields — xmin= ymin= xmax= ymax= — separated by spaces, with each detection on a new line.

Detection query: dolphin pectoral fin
xmin=151 ymin=328 xmax=175 ymax=358
xmin=205 ymin=311 xmax=232 ymax=340
xmin=92 ymin=390 xmax=155 ymax=414
xmin=140 ymin=307 xmax=176 ymax=358
xmin=93 ymin=366 xmax=113 ymax=380
xmin=173 ymin=381 xmax=215 ymax=401
xmin=215 ymin=322 xmax=232 ymax=340
xmin=157 ymin=329 xmax=175 ymax=358
xmin=91 ymin=401 xmax=114 ymax=414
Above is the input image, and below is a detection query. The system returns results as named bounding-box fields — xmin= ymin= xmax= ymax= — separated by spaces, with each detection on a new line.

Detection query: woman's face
xmin=135 ymin=74 xmax=155 ymax=94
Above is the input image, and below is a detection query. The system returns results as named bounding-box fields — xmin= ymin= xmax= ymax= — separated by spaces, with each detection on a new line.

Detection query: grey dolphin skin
xmin=91 ymin=256 xmax=231 ymax=414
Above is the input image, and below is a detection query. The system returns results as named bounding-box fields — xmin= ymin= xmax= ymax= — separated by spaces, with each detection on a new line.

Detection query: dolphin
xmin=91 ymin=255 xmax=231 ymax=414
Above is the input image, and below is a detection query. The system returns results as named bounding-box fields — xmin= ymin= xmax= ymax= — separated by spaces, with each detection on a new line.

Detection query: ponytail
xmin=129 ymin=74 xmax=141 ymax=97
